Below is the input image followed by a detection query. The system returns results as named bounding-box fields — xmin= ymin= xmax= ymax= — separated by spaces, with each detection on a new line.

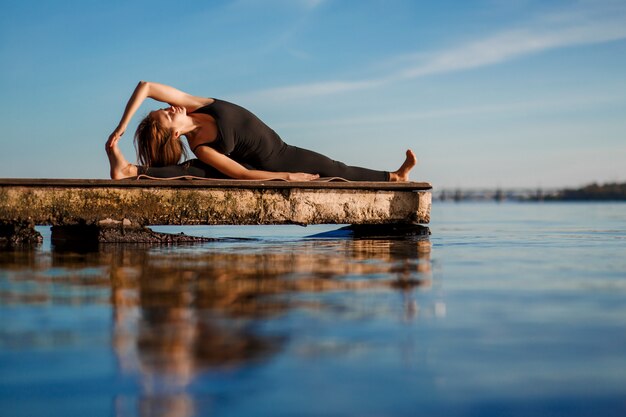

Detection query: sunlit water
xmin=1 ymin=202 xmax=625 ymax=417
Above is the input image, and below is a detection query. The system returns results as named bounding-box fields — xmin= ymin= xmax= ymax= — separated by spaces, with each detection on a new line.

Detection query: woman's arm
xmin=194 ymin=146 xmax=320 ymax=181
xmin=107 ymin=81 xmax=211 ymax=148
xmin=139 ymin=81 xmax=212 ymax=110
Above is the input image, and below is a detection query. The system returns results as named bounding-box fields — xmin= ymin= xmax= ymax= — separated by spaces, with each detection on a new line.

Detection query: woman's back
xmin=192 ymin=99 xmax=285 ymax=168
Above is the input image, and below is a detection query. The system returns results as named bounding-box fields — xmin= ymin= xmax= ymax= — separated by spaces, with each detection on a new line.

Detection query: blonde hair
xmin=134 ymin=114 xmax=187 ymax=166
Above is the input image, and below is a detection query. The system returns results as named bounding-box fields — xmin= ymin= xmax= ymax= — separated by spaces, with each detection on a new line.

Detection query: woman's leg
xmin=261 ymin=145 xmax=386 ymax=181
xmin=137 ymin=159 xmax=230 ymax=179
xmin=107 ymin=142 xmax=230 ymax=179
xmin=264 ymin=145 xmax=416 ymax=181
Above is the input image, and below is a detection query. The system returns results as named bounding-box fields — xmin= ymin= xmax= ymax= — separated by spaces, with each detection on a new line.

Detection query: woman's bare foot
xmin=106 ymin=142 xmax=138 ymax=179
xmin=389 ymin=149 xmax=417 ymax=182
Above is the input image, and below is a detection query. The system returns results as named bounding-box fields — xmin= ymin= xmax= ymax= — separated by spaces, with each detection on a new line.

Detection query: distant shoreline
xmin=436 ymin=182 xmax=626 ymax=202
xmin=538 ymin=182 xmax=626 ymax=202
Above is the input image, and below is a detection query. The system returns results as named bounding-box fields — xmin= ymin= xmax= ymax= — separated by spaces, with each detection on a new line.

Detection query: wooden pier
xmin=0 ymin=178 xmax=432 ymax=243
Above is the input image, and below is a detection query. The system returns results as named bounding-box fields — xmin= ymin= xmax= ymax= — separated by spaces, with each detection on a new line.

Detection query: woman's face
xmin=151 ymin=106 xmax=187 ymax=136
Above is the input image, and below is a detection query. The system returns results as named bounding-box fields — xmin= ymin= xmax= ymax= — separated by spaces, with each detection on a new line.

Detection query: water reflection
xmin=0 ymin=236 xmax=432 ymax=416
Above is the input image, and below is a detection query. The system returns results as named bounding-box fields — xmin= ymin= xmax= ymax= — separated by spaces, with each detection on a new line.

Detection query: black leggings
xmin=139 ymin=145 xmax=389 ymax=181
xmin=138 ymin=159 xmax=232 ymax=179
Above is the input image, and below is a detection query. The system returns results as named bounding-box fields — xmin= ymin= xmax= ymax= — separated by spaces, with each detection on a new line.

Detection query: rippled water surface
xmin=1 ymin=202 xmax=625 ymax=416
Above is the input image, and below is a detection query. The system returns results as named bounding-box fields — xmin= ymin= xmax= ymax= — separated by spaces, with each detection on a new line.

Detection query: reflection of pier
xmin=0 ymin=237 xmax=433 ymax=416
xmin=109 ymin=239 xmax=433 ymax=416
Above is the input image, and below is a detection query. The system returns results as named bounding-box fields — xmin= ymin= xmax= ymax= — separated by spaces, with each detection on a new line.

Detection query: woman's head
xmin=134 ymin=110 xmax=187 ymax=167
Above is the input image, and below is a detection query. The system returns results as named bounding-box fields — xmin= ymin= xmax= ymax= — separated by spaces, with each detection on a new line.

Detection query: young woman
xmin=106 ymin=81 xmax=417 ymax=181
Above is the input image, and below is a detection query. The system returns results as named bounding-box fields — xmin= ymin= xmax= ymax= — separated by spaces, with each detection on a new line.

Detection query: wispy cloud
xmin=236 ymin=3 xmax=626 ymax=103
xmin=231 ymin=0 xmax=328 ymax=10
xmin=301 ymin=0 xmax=328 ymax=9
xmin=395 ymin=20 xmax=626 ymax=79
xmin=239 ymin=0 xmax=328 ymax=59
xmin=272 ymin=90 xmax=626 ymax=130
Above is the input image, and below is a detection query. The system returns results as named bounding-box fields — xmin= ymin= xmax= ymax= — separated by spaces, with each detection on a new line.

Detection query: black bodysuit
xmin=140 ymin=99 xmax=389 ymax=181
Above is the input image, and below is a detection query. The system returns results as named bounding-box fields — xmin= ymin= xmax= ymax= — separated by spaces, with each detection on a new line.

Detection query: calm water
xmin=1 ymin=202 xmax=625 ymax=417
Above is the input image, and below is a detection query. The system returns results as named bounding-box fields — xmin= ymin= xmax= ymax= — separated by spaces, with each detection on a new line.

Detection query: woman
xmin=106 ymin=81 xmax=416 ymax=181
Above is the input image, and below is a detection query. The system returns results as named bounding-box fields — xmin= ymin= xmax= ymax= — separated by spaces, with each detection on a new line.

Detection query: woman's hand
xmin=287 ymin=172 xmax=320 ymax=181
xmin=106 ymin=126 xmax=125 ymax=149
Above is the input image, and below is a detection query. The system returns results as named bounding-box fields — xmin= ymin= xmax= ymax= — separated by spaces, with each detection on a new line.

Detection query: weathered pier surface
xmin=0 ymin=178 xmax=432 ymax=244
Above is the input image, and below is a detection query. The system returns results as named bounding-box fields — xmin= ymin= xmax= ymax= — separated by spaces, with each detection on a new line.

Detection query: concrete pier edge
xmin=0 ymin=179 xmax=432 ymax=243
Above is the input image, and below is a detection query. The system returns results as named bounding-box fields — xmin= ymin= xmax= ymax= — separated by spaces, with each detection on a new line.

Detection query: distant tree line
xmin=436 ymin=182 xmax=626 ymax=202
xmin=543 ymin=182 xmax=626 ymax=201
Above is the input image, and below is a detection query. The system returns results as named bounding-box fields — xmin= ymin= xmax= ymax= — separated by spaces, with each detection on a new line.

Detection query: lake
xmin=1 ymin=202 xmax=625 ymax=416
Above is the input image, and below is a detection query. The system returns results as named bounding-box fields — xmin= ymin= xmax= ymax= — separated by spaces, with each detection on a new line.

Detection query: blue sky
xmin=1 ymin=0 xmax=625 ymax=188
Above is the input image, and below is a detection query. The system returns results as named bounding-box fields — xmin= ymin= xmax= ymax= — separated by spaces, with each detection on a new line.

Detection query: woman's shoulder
xmin=189 ymin=98 xmax=217 ymax=113
xmin=192 ymin=98 xmax=250 ymax=117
